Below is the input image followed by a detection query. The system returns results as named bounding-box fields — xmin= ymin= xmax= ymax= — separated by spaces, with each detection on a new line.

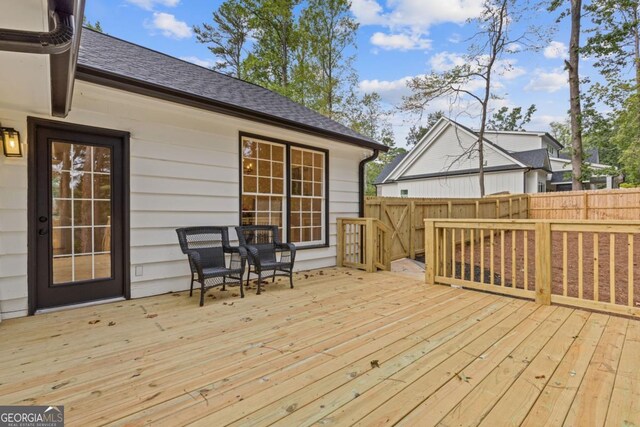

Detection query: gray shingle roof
xmin=373 ymin=152 xmax=408 ymax=184
xmin=510 ymin=149 xmax=551 ymax=171
xmin=76 ymin=29 xmax=385 ymax=150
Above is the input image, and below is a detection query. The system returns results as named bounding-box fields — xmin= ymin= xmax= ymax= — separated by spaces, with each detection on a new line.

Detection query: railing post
xmin=535 ymin=221 xmax=552 ymax=305
xmin=425 ymin=220 xmax=436 ymax=285
xmin=365 ymin=218 xmax=375 ymax=273
xmin=384 ymin=223 xmax=391 ymax=271
xmin=337 ymin=218 xmax=344 ymax=267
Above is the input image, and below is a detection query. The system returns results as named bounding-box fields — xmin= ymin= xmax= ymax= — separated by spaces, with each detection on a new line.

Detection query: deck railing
xmin=337 ymin=218 xmax=391 ymax=272
xmin=425 ymin=219 xmax=640 ymax=318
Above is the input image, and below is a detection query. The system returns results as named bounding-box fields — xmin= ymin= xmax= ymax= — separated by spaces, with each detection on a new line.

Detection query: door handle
xmin=38 ymin=228 xmax=49 ymax=236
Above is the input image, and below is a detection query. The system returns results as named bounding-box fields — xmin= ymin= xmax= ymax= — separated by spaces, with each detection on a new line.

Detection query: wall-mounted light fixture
xmin=1 ymin=127 xmax=22 ymax=157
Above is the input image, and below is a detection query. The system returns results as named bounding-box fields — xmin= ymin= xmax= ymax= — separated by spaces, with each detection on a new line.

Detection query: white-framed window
xmin=537 ymin=181 xmax=546 ymax=193
xmin=400 ymin=189 xmax=409 ymax=197
xmin=240 ymin=134 xmax=327 ymax=248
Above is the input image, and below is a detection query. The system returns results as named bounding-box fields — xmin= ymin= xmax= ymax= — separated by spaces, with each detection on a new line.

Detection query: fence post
xmin=410 ymin=201 xmax=416 ymax=259
xmin=365 ymin=218 xmax=375 ymax=273
xmin=336 ymin=218 xmax=344 ymax=267
xmin=535 ymin=221 xmax=552 ymax=305
xmin=495 ymin=199 xmax=500 ymax=218
xmin=583 ymin=192 xmax=589 ymax=219
xmin=425 ymin=220 xmax=437 ymax=285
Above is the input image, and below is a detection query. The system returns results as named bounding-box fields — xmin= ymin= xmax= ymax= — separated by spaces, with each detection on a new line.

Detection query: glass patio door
xmin=32 ymin=122 xmax=128 ymax=311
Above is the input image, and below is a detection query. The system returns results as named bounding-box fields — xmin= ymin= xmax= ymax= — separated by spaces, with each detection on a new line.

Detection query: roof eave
xmin=75 ymin=65 xmax=388 ymax=152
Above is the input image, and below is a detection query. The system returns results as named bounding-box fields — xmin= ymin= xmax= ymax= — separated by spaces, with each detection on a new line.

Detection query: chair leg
xmin=257 ymin=271 xmax=262 ymax=295
xmin=190 ymin=272 xmax=194 ymax=297
xmin=239 ymin=276 xmax=245 ymax=298
xmin=246 ymin=265 xmax=251 ymax=288
xmin=199 ymin=280 xmax=206 ymax=307
xmin=289 ymin=270 xmax=294 ymax=289
xmin=222 ymin=276 xmax=226 ymax=291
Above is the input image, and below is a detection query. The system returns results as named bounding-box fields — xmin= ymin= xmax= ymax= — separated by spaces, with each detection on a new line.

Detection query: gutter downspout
xmin=0 ymin=9 xmax=75 ymax=54
xmin=359 ymin=149 xmax=379 ymax=217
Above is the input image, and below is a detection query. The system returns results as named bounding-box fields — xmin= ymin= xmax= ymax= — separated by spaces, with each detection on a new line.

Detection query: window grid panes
xmin=51 ymin=142 xmax=112 ymax=284
xmin=290 ymin=147 xmax=325 ymax=245
xmin=241 ymin=138 xmax=286 ymax=239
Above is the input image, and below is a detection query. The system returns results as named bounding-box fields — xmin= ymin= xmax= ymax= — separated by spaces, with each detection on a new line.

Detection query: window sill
xmin=293 ymin=243 xmax=330 ymax=251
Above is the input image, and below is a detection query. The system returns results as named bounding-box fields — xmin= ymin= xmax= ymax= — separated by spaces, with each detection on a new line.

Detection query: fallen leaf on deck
xmin=457 ymin=372 xmax=471 ymax=382
xmin=286 ymin=403 xmax=298 ymax=413
xmin=370 ymin=360 xmax=380 ymax=368
xmin=108 ymin=321 xmax=116 ymax=326
xmin=146 ymin=314 xmax=158 ymax=319
xmin=88 ymin=320 xmax=100 ymax=324
xmin=535 ymin=375 xmax=546 ymax=379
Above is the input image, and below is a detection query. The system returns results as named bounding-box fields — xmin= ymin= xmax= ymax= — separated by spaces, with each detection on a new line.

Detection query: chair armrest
xmin=184 ymin=250 xmax=205 ymax=277
xmin=276 ymin=243 xmax=296 ymax=264
xmin=242 ymin=244 xmax=261 ymax=268
xmin=227 ymin=246 xmax=248 ymax=272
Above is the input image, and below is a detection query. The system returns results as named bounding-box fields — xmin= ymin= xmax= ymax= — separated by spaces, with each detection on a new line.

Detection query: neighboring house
xmin=0 ymin=0 xmax=387 ymax=319
xmin=375 ymin=118 xmax=618 ymax=197
xmin=548 ymin=152 xmax=622 ymax=191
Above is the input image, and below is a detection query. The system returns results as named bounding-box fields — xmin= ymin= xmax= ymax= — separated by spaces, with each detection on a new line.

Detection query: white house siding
xmin=402 ymin=124 xmax=515 ymax=178
xmin=377 ymin=170 xmax=525 ymax=198
xmin=483 ymin=132 xmax=544 ymax=152
xmin=524 ymin=170 xmax=548 ymax=193
xmin=0 ymin=81 xmax=370 ymax=318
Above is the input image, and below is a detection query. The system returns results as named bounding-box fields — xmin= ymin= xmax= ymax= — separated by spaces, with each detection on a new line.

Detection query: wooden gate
xmin=365 ymin=196 xmax=529 ymax=261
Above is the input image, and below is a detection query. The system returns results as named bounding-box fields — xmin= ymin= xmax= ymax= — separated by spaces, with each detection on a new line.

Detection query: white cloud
xmin=126 ymin=0 xmax=180 ymax=11
xmin=429 ymin=52 xmax=525 ymax=81
xmin=543 ymin=41 xmax=568 ymax=59
xmin=370 ymin=32 xmax=432 ymax=51
xmin=352 ymin=0 xmax=484 ymax=32
xmin=148 ymin=12 xmax=191 ymax=39
xmin=180 ymin=56 xmax=217 ymax=68
xmin=525 ymin=68 xmax=567 ymax=93
xmin=429 ymin=51 xmax=467 ymax=72
xmin=359 ymin=75 xmax=416 ymax=105
xmin=351 ymin=0 xmax=484 ymax=52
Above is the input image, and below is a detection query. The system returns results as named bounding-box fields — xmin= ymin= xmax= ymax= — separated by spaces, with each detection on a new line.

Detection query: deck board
xmin=0 ymin=268 xmax=638 ymax=426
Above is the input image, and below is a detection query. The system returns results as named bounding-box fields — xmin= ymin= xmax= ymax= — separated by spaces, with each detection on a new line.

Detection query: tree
xmin=406 ymin=111 xmax=445 ymax=146
xmin=402 ymin=0 xmax=535 ymax=196
xmin=193 ymin=0 xmax=250 ymax=77
xmin=583 ymin=0 xmax=640 ymax=106
xmin=83 ymin=16 xmax=103 ymax=32
xmin=342 ymin=91 xmax=403 ymax=195
xmin=611 ymin=95 xmax=640 ymax=184
xmin=550 ymin=119 xmax=571 ymax=147
xmin=242 ymin=0 xmax=301 ymax=96
xmin=549 ymin=0 xmax=585 ymax=190
xmin=487 ymin=105 xmax=536 ymax=130
xmin=301 ymin=0 xmax=358 ymax=118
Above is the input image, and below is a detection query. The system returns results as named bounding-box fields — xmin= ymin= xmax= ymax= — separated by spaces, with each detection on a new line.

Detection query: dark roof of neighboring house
xmin=373 ymin=152 xmax=408 ymax=184
xmin=75 ymin=29 xmax=386 ymax=151
xmin=510 ymin=149 xmax=551 ymax=171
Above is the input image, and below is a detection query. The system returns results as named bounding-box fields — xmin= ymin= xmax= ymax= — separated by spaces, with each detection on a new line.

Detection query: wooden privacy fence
xmin=365 ymin=195 xmax=528 ymax=261
xmin=425 ymin=218 xmax=640 ymax=318
xmin=530 ymin=188 xmax=640 ymax=220
xmin=336 ymin=218 xmax=391 ymax=272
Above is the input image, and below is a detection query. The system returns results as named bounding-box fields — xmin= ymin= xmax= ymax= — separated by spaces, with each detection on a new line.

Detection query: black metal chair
xmin=235 ymin=225 xmax=296 ymax=294
xmin=176 ymin=226 xmax=247 ymax=306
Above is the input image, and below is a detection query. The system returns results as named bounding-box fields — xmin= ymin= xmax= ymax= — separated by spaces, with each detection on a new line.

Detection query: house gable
xmin=386 ymin=119 xmax=524 ymax=182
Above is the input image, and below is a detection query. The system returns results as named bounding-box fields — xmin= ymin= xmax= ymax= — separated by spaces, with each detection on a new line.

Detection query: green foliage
xmin=195 ymin=0 xmax=358 ymax=116
xmin=487 ymin=105 xmax=536 ymax=131
xmin=611 ymin=95 xmax=640 ymax=184
xmin=549 ymin=119 xmax=571 ymax=148
xmin=193 ymin=0 xmax=250 ymax=77
xmin=406 ymin=111 xmax=444 ymax=146
xmin=301 ymin=0 xmax=358 ymax=118
xmin=83 ymin=16 xmax=104 ymax=33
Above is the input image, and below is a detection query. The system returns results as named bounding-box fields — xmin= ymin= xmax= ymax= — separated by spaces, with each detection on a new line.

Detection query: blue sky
xmin=84 ymin=0 xmax=579 ymax=147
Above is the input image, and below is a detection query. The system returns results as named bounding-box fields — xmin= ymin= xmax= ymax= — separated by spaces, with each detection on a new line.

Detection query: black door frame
xmin=27 ymin=117 xmax=131 ymax=314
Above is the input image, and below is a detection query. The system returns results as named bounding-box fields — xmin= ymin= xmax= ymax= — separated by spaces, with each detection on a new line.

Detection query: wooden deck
xmin=0 ymin=268 xmax=638 ymax=426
